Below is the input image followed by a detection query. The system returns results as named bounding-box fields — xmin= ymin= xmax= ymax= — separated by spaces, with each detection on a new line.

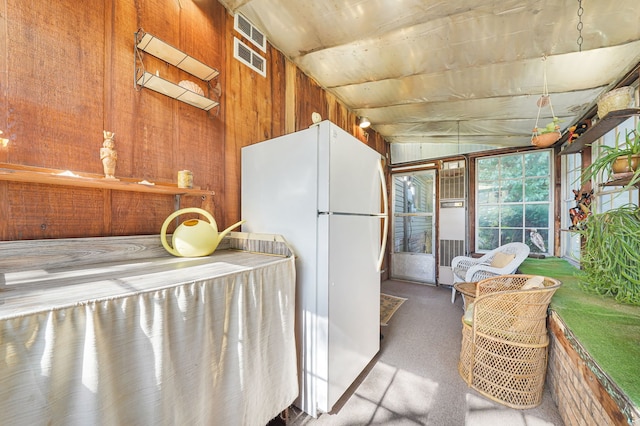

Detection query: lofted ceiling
xmin=218 ymin=0 xmax=640 ymax=163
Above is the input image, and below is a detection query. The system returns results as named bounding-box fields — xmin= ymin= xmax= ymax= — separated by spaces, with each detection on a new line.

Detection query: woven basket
xmin=597 ymin=86 xmax=634 ymax=119
xmin=458 ymin=274 xmax=562 ymax=409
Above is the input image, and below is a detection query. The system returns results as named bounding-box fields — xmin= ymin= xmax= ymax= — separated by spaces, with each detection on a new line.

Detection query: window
xmin=476 ymin=150 xmax=552 ymax=254
xmin=393 ymin=173 xmax=435 ymax=254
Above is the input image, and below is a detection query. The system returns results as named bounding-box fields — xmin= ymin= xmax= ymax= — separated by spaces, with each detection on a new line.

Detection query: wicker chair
xmin=458 ymin=274 xmax=562 ymax=409
xmin=450 ymin=242 xmax=530 ymax=303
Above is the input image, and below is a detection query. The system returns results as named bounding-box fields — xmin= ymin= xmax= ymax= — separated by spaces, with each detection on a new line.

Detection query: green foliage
xmin=535 ymin=116 xmax=562 ymax=134
xmin=580 ymin=121 xmax=640 ymax=189
xmin=575 ymin=204 xmax=640 ymax=306
xmin=476 ymin=151 xmax=551 ymax=252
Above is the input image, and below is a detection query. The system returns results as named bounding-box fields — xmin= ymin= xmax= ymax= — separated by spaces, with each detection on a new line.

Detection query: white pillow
xmin=522 ymin=275 xmax=545 ymax=290
xmin=490 ymin=252 xmax=515 ymax=268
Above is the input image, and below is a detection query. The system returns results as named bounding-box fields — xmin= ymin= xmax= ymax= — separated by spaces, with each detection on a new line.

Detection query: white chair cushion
xmin=521 ymin=275 xmax=545 ymax=290
xmin=490 ymin=252 xmax=515 ymax=268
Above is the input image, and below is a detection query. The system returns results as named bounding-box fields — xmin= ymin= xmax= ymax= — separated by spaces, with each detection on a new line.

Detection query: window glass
xmin=501 ymin=204 xmax=523 ymax=227
xmin=501 ymin=179 xmax=523 ymax=203
xmin=525 ymin=178 xmax=549 ymax=202
xmin=476 ymin=150 xmax=552 ymax=254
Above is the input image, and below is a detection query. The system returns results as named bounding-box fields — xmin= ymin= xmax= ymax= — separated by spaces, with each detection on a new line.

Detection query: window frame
xmin=475 ymin=149 xmax=554 ymax=255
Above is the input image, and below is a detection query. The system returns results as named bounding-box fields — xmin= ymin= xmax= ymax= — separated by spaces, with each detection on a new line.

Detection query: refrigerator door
xmin=316 ymin=213 xmax=381 ymax=413
xmin=241 ymin=126 xmax=323 ymax=416
xmin=241 ymin=125 xmax=319 ymax=266
xmin=317 ymin=122 xmax=384 ymax=216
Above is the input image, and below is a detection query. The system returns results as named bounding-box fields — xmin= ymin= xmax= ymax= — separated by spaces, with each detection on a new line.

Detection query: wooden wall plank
xmin=222 ymin=11 xmax=287 ymax=227
xmin=6 ymin=0 xmax=105 ymax=171
xmin=111 ymin=191 xmax=175 ymax=235
xmin=0 ymin=0 xmax=7 ymax=165
xmin=295 ymin=71 xmax=327 ymax=131
xmin=5 ymin=183 xmax=105 ymax=240
xmin=0 ymin=182 xmax=7 ymax=240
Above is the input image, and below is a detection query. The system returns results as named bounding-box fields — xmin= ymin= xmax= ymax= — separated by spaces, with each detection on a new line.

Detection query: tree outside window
xmin=476 ymin=150 xmax=552 ymax=254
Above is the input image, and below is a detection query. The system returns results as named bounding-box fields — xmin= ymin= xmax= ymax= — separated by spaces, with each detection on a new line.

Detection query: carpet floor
xmin=283 ymin=279 xmax=564 ymax=426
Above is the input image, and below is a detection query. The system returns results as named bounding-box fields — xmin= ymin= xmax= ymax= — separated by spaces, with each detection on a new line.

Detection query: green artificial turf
xmin=520 ymin=257 xmax=640 ymax=407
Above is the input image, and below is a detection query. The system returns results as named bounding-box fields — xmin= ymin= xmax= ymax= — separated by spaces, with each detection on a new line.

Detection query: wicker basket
xmin=597 ymin=86 xmax=634 ymax=119
xmin=458 ymin=274 xmax=562 ymax=409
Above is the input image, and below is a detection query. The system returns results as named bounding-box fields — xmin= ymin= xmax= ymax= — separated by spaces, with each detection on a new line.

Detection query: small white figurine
xmin=100 ymin=130 xmax=118 ymax=180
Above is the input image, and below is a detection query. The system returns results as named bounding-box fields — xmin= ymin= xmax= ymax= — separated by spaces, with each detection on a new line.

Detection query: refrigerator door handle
xmin=376 ymin=159 xmax=389 ymax=272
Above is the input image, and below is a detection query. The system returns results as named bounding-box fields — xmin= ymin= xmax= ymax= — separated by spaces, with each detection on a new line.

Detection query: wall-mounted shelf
xmin=0 ymin=163 xmax=215 ymax=198
xmin=134 ymin=30 xmax=220 ymax=111
xmin=601 ymin=174 xmax=640 ymax=188
xmin=135 ymin=72 xmax=219 ymax=111
xmin=560 ymin=108 xmax=640 ymax=155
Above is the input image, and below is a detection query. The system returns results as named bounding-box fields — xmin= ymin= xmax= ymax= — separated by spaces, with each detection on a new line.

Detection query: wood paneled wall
xmin=0 ymin=0 xmax=387 ymax=241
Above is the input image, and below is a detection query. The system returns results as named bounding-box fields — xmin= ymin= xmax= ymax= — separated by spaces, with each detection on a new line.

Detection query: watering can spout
xmin=217 ymin=220 xmax=245 ymax=243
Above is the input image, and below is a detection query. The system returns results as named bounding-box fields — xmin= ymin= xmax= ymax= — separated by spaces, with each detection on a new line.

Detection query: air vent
xmin=439 ymin=239 xmax=465 ymax=267
xmin=440 ymin=161 xmax=465 ymax=200
xmin=234 ymin=13 xmax=267 ymax=52
xmin=234 ymin=37 xmax=266 ymax=77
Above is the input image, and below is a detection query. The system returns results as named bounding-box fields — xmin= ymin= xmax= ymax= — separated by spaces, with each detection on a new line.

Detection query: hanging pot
xmin=531 ymin=131 xmax=561 ymax=148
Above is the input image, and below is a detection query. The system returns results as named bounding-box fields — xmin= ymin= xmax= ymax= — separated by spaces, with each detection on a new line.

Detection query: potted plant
xmin=531 ymin=117 xmax=562 ymax=147
xmin=580 ymin=120 xmax=640 ymax=188
xmin=573 ymin=204 xmax=640 ymax=306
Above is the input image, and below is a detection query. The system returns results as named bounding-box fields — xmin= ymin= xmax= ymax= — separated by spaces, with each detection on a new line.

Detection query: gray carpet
xmin=287 ymin=279 xmax=564 ymax=426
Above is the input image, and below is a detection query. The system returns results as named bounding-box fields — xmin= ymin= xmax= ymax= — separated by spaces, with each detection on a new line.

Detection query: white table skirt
xmin=0 ymin=251 xmax=297 ymax=426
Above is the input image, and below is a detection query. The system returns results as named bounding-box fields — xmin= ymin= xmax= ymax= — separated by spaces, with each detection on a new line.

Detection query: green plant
xmin=534 ymin=116 xmax=562 ymax=135
xmin=574 ymin=204 xmax=640 ymax=306
xmin=580 ymin=121 xmax=640 ymax=188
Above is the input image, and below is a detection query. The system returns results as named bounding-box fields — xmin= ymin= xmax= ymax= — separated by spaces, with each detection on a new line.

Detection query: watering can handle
xmin=160 ymin=208 xmax=217 ymax=256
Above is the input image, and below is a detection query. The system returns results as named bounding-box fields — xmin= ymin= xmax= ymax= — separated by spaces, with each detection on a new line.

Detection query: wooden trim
xmin=0 ymin=181 xmax=7 ymax=240
xmin=285 ymin=59 xmax=296 ymax=134
xmin=103 ymin=188 xmax=112 ymax=235
xmin=0 ymin=0 xmax=7 ymax=164
xmin=103 ymin=0 xmax=114 ymax=132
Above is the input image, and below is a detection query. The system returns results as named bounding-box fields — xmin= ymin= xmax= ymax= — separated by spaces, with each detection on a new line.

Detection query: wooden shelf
xmin=560 ymin=108 xmax=640 ymax=155
xmin=601 ymin=174 xmax=640 ymax=188
xmin=0 ymin=163 xmax=215 ymax=198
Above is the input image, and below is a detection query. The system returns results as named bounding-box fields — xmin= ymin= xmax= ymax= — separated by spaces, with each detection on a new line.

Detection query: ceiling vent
xmin=234 ymin=37 xmax=266 ymax=77
xmin=234 ymin=13 xmax=266 ymax=52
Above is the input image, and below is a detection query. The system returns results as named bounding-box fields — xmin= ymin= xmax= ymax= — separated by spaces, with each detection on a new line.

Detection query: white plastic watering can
xmin=160 ymin=207 xmax=244 ymax=257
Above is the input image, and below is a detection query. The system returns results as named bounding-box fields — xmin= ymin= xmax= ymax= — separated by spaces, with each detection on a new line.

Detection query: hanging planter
xmin=532 ymin=125 xmax=561 ymax=147
xmin=531 ymin=57 xmax=562 ymax=148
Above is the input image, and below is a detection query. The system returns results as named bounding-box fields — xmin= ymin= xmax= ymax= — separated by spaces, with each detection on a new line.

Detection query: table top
xmin=454 ymin=281 xmax=478 ymax=297
xmin=0 ymin=249 xmax=292 ymax=319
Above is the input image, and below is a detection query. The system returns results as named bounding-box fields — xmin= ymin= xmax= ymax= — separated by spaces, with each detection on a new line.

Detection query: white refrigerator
xmin=241 ymin=120 xmax=388 ymax=418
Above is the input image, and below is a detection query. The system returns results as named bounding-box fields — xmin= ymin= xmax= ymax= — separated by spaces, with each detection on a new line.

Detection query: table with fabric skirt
xmin=0 ymin=237 xmax=297 ymax=426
